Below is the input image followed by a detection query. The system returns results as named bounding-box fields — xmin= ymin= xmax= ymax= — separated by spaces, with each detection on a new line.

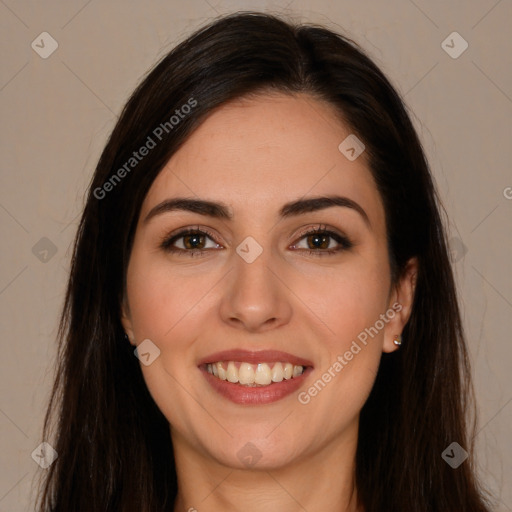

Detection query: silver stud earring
xmin=393 ymin=334 xmax=402 ymax=346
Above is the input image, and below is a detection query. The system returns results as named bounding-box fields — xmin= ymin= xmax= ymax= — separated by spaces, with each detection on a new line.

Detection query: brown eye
xmin=160 ymin=228 xmax=222 ymax=256
xmin=291 ymin=226 xmax=353 ymax=256
xmin=305 ymin=233 xmax=331 ymax=250
xmin=181 ymin=232 xmax=207 ymax=250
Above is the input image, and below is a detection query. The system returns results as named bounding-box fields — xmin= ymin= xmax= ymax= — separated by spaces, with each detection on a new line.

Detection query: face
xmin=122 ymin=92 xmax=416 ymax=471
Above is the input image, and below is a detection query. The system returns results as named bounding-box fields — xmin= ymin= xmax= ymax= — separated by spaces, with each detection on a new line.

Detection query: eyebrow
xmin=143 ymin=195 xmax=371 ymax=228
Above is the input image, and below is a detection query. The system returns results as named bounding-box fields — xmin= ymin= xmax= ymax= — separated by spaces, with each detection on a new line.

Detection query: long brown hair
xmin=37 ymin=11 xmax=492 ymax=511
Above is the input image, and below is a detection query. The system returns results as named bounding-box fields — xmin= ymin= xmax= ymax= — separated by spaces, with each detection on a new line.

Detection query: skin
xmin=121 ymin=92 xmax=418 ymax=512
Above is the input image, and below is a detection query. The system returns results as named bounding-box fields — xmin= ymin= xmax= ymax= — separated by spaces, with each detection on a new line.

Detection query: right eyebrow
xmin=143 ymin=198 xmax=232 ymax=224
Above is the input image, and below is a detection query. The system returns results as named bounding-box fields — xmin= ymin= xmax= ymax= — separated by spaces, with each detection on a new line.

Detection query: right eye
xmin=159 ymin=227 xmax=223 ymax=256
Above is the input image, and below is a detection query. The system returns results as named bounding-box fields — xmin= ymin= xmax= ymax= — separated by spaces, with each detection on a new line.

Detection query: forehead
xmin=140 ymin=92 xmax=384 ymax=228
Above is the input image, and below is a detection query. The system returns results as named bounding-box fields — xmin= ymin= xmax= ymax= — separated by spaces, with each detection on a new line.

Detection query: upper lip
xmin=198 ymin=349 xmax=314 ymax=368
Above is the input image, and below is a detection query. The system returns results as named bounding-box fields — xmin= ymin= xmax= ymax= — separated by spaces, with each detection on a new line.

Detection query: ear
xmin=120 ymin=294 xmax=136 ymax=346
xmin=383 ymin=257 xmax=418 ymax=353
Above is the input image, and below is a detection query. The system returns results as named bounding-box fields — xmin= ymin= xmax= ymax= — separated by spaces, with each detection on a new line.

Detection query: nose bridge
xmin=233 ymin=237 xmax=273 ymax=291
xmin=219 ymin=234 xmax=292 ymax=331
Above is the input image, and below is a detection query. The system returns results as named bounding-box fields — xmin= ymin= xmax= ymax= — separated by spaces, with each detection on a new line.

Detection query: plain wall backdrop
xmin=0 ymin=1 xmax=511 ymax=510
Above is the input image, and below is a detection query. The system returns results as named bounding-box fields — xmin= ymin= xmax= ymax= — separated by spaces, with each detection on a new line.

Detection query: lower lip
xmin=201 ymin=366 xmax=313 ymax=405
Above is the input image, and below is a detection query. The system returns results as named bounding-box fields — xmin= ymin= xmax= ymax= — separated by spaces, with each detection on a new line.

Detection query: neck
xmin=172 ymin=423 xmax=362 ymax=512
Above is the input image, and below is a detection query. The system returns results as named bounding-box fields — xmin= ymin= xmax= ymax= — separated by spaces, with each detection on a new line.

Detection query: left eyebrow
xmin=280 ymin=195 xmax=371 ymax=228
xmin=143 ymin=194 xmax=371 ymax=229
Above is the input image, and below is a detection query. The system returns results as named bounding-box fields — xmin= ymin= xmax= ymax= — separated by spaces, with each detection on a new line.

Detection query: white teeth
xmin=205 ymin=361 xmax=305 ymax=386
xmin=238 ymin=363 xmax=255 ymax=385
xmin=226 ymin=361 xmax=238 ymax=383
xmin=216 ymin=362 xmax=227 ymax=380
xmin=293 ymin=364 xmax=303 ymax=377
xmin=271 ymin=362 xmax=284 ymax=382
xmin=254 ymin=363 xmax=272 ymax=385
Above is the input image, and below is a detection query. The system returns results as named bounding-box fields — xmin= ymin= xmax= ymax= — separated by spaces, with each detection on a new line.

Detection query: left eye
xmin=293 ymin=231 xmax=344 ymax=251
xmin=290 ymin=227 xmax=353 ymax=255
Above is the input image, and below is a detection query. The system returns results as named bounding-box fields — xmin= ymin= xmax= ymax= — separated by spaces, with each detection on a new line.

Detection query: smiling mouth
xmin=204 ymin=361 xmax=306 ymax=387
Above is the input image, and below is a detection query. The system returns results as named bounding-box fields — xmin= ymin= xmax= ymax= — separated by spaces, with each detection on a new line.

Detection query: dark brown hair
xmin=37 ymin=11 xmax=492 ymax=511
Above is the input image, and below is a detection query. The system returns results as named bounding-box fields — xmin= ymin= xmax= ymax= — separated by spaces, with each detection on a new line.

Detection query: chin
xmin=213 ymin=433 xmax=304 ymax=471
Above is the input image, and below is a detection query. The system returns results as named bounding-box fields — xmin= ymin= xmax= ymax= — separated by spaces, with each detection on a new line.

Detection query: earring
xmin=393 ymin=334 xmax=402 ymax=346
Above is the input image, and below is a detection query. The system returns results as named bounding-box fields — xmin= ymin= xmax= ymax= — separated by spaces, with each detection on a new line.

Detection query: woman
xmin=37 ymin=11 xmax=492 ymax=512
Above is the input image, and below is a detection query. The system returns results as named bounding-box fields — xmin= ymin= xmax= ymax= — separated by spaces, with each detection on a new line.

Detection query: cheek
xmin=293 ymin=251 xmax=390 ymax=345
xmin=125 ymin=251 xmax=208 ymax=340
xmin=293 ymin=251 xmax=390 ymax=409
xmin=125 ymin=252 xmax=213 ymax=430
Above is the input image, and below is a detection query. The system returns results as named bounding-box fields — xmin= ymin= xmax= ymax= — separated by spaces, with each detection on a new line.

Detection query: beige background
xmin=1 ymin=1 xmax=511 ymax=510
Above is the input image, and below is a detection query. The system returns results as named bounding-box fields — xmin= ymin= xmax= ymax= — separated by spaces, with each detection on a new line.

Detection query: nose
xmin=219 ymin=246 xmax=293 ymax=333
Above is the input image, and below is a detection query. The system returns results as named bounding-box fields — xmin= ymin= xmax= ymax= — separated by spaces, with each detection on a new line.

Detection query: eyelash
xmin=159 ymin=224 xmax=353 ymax=258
